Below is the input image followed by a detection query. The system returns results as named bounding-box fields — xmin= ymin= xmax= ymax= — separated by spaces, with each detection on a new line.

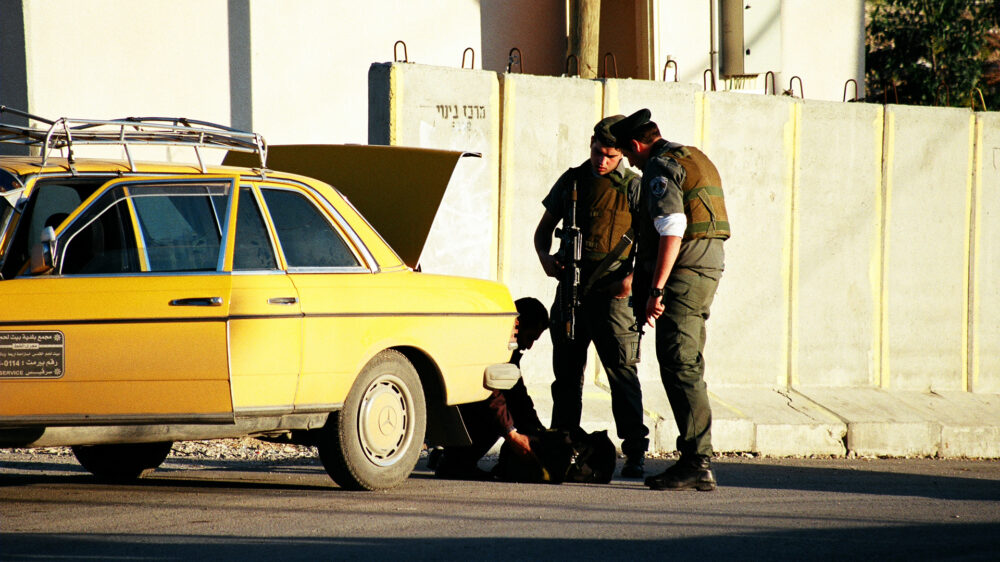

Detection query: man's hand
xmin=505 ymin=429 xmax=533 ymax=456
xmin=539 ymin=254 xmax=563 ymax=278
xmin=645 ymin=294 xmax=665 ymax=327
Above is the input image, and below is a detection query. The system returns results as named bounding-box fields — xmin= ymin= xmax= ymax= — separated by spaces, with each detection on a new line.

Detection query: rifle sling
xmin=579 ymin=228 xmax=634 ymax=297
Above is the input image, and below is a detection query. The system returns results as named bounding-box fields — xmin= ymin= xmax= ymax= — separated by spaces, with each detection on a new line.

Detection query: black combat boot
xmin=620 ymin=455 xmax=645 ymax=478
xmin=644 ymin=455 xmax=716 ymax=491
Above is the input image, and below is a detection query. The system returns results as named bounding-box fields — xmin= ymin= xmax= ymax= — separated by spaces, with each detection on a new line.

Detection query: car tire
xmin=318 ymin=350 xmax=426 ymax=491
xmin=71 ymin=441 xmax=173 ymax=481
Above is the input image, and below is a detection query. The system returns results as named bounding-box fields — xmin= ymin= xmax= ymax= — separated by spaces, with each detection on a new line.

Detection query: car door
xmin=226 ymin=184 xmax=302 ymax=414
xmin=254 ymin=182 xmax=372 ymax=410
xmin=0 ymin=176 xmax=236 ymax=425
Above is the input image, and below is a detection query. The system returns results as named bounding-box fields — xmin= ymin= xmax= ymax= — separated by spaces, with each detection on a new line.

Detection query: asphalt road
xmin=1 ymin=449 xmax=999 ymax=561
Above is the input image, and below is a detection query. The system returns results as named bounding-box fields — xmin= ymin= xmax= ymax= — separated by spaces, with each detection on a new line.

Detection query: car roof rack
xmin=0 ymin=105 xmax=267 ymax=174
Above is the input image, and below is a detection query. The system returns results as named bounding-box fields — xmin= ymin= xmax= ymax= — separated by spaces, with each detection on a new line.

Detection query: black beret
xmin=593 ymin=114 xmax=625 ymax=146
xmin=607 ymin=108 xmax=652 ymax=147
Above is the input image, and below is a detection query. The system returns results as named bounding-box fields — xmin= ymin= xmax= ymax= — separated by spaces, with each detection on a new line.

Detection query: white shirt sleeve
xmin=653 ymin=213 xmax=687 ymax=237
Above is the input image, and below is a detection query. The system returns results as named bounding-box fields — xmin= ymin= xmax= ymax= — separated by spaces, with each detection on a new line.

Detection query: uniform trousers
xmin=637 ymin=270 xmax=720 ymax=458
xmin=549 ymin=289 xmax=649 ymax=458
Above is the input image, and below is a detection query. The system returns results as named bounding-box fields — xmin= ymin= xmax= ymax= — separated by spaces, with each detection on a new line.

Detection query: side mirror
xmin=29 ymin=226 xmax=57 ymax=275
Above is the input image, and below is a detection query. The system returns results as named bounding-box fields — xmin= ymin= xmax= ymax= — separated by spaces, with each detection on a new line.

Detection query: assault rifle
xmin=554 ymin=180 xmax=582 ymax=341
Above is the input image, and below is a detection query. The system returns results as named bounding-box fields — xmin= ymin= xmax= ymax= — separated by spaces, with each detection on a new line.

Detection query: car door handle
xmin=267 ymin=297 xmax=298 ymax=305
xmin=169 ymin=297 xmax=224 ymax=307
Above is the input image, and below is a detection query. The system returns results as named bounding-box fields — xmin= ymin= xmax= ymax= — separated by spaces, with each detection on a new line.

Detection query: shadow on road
xmin=2 ymin=456 xmax=998 ymax=502
xmin=3 ymin=526 xmax=999 ymax=561
xmin=707 ymin=460 xmax=1000 ymax=502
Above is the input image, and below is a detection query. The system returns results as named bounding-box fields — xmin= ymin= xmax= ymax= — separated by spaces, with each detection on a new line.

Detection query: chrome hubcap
xmin=358 ymin=374 xmax=412 ymax=466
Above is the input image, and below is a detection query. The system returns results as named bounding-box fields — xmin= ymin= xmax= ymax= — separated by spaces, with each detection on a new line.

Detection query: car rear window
xmin=261 ymin=188 xmax=359 ymax=269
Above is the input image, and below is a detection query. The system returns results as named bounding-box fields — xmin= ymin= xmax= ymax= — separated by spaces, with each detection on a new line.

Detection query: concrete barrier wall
xmin=368 ymin=65 xmax=1000 ymax=456
xmin=792 ymin=101 xmax=884 ymax=387
xmin=882 ymin=105 xmax=974 ymax=392
xmin=368 ymin=63 xmax=500 ymax=281
xmin=373 ymin=68 xmax=990 ymax=397
xmin=974 ymin=113 xmax=1000 ymax=394
xmin=700 ymin=93 xmax=798 ymax=386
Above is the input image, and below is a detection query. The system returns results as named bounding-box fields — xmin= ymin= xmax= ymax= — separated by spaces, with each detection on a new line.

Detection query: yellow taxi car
xmin=0 ymin=108 xmax=519 ymax=490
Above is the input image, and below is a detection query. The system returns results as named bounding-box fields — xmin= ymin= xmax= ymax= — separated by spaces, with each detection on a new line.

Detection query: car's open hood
xmin=224 ymin=145 xmax=478 ymax=268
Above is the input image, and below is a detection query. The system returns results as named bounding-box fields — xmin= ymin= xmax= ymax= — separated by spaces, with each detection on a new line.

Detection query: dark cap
xmin=607 ymin=108 xmax=652 ymax=147
xmin=593 ymin=114 xmax=626 ymax=146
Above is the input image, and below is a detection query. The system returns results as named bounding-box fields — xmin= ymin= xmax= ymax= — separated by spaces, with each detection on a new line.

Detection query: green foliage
xmin=866 ymin=0 xmax=999 ymax=108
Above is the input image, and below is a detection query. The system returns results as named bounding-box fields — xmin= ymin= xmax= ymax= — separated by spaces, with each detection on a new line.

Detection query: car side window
xmin=261 ymin=188 xmax=360 ymax=269
xmin=60 ymin=182 xmax=228 ymax=274
xmin=233 ymin=186 xmax=277 ymax=270
xmin=60 ymin=191 xmax=141 ymax=275
xmin=131 ymin=191 xmax=225 ymax=272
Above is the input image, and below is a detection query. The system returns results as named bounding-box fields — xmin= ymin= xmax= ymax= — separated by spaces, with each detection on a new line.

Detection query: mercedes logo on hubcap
xmin=378 ymin=407 xmax=398 ymax=434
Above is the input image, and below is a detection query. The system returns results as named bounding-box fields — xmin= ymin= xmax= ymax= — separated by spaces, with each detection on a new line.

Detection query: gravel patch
xmin=2 ymin=438 xmax=319 ymax=463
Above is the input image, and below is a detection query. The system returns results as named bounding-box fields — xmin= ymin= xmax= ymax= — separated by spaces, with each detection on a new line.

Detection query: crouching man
xmin=433 ymin=297 xmax=549 ymax=480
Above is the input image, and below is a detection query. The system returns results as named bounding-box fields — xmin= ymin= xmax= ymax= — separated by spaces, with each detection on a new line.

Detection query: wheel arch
xmin=392 ymin=345 xmax=472 ymax=448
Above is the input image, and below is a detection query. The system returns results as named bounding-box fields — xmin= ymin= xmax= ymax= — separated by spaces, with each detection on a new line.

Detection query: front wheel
xmin=317 ymin=350 xmax=426 ymax=490
xmin=71 ymin=441 xmax=173 ymax=481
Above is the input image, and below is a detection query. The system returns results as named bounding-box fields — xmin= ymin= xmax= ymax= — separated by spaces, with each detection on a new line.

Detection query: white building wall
xmin=654 ymin=0 xmax=864 ymax=101
xmin=13 ymin=0 xmax=564 ymax=147
xmin=11 ymin=0 xmax=863 ymax=144
xmin=22 ymin=0 xmax=231 ymax=121
xmin=248 ymin=0 xmax=484 ymax=145
xmin=781 ymin=0 xmax=866 ymax=102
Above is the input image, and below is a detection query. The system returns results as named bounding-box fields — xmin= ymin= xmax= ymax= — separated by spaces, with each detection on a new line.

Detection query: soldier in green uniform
xmin=609 ymin=109 xmax=729 ymax=491
xmin=533 ymin=115 xmax=650 ymax=478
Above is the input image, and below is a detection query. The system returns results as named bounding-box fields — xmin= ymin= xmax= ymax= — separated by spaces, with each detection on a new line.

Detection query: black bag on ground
xmin=493 ymin=428 xmax=615 ymax=484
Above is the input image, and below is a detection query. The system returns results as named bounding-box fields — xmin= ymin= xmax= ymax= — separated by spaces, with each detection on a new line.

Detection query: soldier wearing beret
xmin=608 ymin=109 xmax=730 ymax=491
xmin=532 ymin=115 xmax=650 ymax=478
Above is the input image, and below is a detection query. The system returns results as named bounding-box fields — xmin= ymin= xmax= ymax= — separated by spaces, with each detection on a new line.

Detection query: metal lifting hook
xmin=663 ymin=60 xmax=678 ymax=82
xmin=843 ymin=79 xmax=859 ymax=102
xmin=506 ymin=47 xmax=523 ymax=74
xmin=566 ymin=54 xmax=580 ymax=77
xmin=703 ymin=69 xmax=716 ymax=91
xmin=602 ymin=52 xmax=618 ymax=79
xmin=461 ymin=47 xmax=475 ymax=69
xmin=393 ymin=40 xmax=408 ymax=63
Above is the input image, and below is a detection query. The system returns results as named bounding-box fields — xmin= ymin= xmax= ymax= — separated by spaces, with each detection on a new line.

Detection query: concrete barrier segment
xmin=601 ymin=79 xmax=703 ymax=148
xmin=599 ymin=79 xmax=707 ymax=401
xmin=699 ymin=92 xmax=799 ymax=387
xmin=791 ymin=100 xmax=884 ymax=388
xmin=497 ymin=73 xmax=603 ymax=394
xmin=367 ymin=62 xmax=501 ymax=281
xmin=972 ymin=113 xmax=1000 ymax=394
xmin=882 ymin=105 xmax=974 ymax=392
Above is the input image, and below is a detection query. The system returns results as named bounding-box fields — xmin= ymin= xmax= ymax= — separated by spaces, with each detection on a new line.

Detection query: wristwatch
xmin=650 ymin=287 xmax=664 ymax=298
